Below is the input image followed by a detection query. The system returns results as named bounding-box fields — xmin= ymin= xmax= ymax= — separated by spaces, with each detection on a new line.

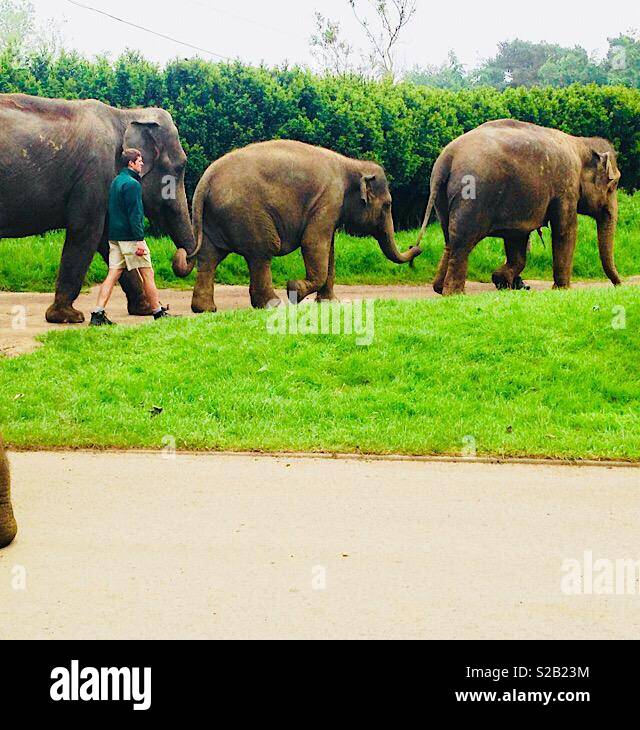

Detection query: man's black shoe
xmin=512 ymin=277 xmax=531 ymax=291
xmin=90 ymin=311 xmax=116 ymax=327
xmin=153 ymin=309 xmax=178 ymax=320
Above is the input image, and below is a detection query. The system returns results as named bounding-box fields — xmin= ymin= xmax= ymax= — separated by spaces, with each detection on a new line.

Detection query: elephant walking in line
xmin=0 ymin=93 xmax=197 ymax=323
xmin=415 ymin=119 xmax=622 ymax=296
xmin=173 ymin=140 xmax=422 ymax=311
xmin=0 ymin=440 xmax=17 ymax=549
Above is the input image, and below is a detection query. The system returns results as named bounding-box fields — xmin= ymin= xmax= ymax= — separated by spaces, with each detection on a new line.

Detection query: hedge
xmin=1 ymin=48 xmax=639 ymax=228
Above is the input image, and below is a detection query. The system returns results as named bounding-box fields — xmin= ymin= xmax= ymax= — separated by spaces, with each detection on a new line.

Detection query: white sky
xmin=31 ymin=0 xmax=640 ymax=71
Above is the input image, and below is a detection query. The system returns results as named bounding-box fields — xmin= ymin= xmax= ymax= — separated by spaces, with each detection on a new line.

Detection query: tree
xmin=472 ymin=39 xmax=568 ymax=89
xmin=310 ymin=12 xmax=355 ymax=76
xmin=311 ymin=0 xmax=417 ymax=81
xmin=604 ymin=32 xmax=640 ymax=87
xmin=0 ymin=0 xmax=63 ymax=55
xmin=0 ymin=0 xmax=34 ymax=49
xmin=406 ymin=51 xmax=469 ymax=90
xmin=539 ymin=48 xmax=606 ymax=87
xmin=349 ymin=0 xmax=417 ymax=80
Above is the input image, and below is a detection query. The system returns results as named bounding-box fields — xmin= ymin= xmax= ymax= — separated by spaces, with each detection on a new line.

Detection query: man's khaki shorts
xmin=109 ymin=241 xmax=153 ymax=271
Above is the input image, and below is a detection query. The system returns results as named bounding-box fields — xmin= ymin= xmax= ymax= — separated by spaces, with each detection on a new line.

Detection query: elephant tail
xmin=188 ymin=184 xmax=207 ymax=262
xmin=414 ymin=158 xmax=450 ymax=249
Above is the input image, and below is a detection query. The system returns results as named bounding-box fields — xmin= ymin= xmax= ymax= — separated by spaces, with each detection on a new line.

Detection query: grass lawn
xmin=0 ymin=285 xmax=638 ymax=460
xmin=1 ymin=191 xmax=639 ymax=292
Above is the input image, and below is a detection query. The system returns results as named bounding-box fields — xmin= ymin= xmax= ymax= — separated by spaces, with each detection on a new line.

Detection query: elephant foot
xmin=433 ymin=281 xmax=445 ymax=296
xmin=552 ymin=283 xmax=571 ymax=290
xmin=442 ymin=285 xmax=466 ymax=297
xmin=286 ymin=280 xmax=308 ymax=305
xmin=251 ymin=294 xmax=281 ymax=309
xmin=127 ymin=297 xmax=154 ymax=317
xmin=45 ymin=303 xmax=85 ymax=324
xmin=316 ymin=293 xmax=339 ymax=303
xmin=191 ymin=301 xmax=217 ymax=314
xmin=512 ymin=276 xmax=531 ymax=291
xmin=0 ymin=508 xmax=18 ymax=549
xmin=492 ymin=271 xmax=511 ymax=290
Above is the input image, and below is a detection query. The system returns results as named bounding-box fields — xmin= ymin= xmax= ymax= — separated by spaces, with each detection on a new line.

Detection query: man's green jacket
xmin=108 ymin=168 xmax=145 ymax=242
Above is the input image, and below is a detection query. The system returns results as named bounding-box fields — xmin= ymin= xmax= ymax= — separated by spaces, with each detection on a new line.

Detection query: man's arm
xmin=122 ymin=181 xmax=146 ymax=242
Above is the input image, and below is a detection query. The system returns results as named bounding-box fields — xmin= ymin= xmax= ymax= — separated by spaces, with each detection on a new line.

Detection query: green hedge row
xmin=2 ymin=49 xmax=639 ymax=228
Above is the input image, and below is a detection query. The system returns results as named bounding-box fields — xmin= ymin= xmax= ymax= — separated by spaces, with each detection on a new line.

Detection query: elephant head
xmin=579 ymin=141 xmax=622 ymax=285
xmin=0 ymin=440 xmax=17 ymax=549
xmin=343 ymin=167 xmax=422 ymax=265
xmin=121 ymin=110 xmax=197 ymax=277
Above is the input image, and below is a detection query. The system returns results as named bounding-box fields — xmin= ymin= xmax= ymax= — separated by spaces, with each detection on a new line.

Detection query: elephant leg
xmin=46 ymin=213 xmax=103 ymax=324
xmin=551 ymin=210 xmax=578 ymax=289
xmin=287 ymin=224 xmax=332 ymax=304
xmin=0 ymin=441 xmax=17 ymax=550
xmin=316 ymin=236 xmax=338 ymax=302
xmin=97 ymin=236 xmax=153 ymax=316
xmin=433 ymin=248 xmax=451 ymax=295
xmin=433 ymin=210 xmax=451 ymax=295
xmin=248 ymin=256 xmax=279 ymax=309
xmin=492 ymin=234 xmax=529 ymax=290
xmin=192 ymin=236 xmax=229 ymax=314
xmin=442 ymin=232 xmax=477 ymax=296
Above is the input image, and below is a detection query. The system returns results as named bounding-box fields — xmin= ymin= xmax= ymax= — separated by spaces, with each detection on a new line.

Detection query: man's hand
xmin=135 ymin=243 xmax=148 ymax=257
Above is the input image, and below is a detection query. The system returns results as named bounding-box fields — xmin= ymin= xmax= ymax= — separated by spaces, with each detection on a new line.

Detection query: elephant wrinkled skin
xmin=0 ymin=93 xmax=197 ymax=323
xmin=0 ymin=440 xmax=17 ymax=549
xmin=175 ymin=140 xmax=422 ymax=311
xmin=416 ymin=120 xmax=622 ymax=295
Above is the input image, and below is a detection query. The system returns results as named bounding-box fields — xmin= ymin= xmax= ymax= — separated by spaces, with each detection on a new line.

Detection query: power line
xmin=66 ymin=0 xmax=233 ymax=60
xmin=186 ymin=0 xmax=297 ymax=39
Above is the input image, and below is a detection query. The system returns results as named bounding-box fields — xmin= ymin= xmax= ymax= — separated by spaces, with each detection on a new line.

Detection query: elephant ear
xmin=594 ymin=151 xmax=620 ymax=190
xmin=360 ymin=174 xmax=376 ymax=205
xmin=123 ymin=121 xmax=161 ymax=177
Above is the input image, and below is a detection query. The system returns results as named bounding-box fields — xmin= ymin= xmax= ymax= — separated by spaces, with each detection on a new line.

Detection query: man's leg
xmin=95 ymin=268 xmax=124 ymax=311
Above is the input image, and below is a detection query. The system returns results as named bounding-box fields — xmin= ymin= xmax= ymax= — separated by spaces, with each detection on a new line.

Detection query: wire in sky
xmin=66 ymin=0 xmax=234 ymax=60
xmin=186 ymin=0 xmax=298 ymax=39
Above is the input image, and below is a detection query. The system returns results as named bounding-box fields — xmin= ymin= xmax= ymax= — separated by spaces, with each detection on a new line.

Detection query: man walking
xmin=91 ymin=149 xmax=174 ymax=326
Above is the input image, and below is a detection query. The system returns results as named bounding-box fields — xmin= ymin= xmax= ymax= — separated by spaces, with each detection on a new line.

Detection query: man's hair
xmin=122 ymin=148 xmax=142 ymax=168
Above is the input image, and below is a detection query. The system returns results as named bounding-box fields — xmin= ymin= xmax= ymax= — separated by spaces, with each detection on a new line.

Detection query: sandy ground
xmin=1 ymin=277 xmax=636 ymax=356
xmin=1 ymin=450 xmax=639 ymax=640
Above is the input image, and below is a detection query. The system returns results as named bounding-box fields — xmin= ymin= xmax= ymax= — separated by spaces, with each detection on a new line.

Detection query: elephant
xmin=0 ymin=93 xmax=197 ymax=323
xmin=0 ymin=440 xmax=17 ymax=550
xmin=415 ymin=119 xmax=622 ymax=296
xmin=173 ymin=140 xmax=422 ymax=310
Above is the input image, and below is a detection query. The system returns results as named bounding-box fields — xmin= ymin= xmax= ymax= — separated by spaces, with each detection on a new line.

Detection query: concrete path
xmin=1 ymin=451 xmax=638 ymax=640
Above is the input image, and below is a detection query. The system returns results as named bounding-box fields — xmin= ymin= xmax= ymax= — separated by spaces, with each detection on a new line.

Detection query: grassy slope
xmin=0 ymin=285 xmax=638 ymax=460
xmin=1 ymin=191 xmax=639 ymax=292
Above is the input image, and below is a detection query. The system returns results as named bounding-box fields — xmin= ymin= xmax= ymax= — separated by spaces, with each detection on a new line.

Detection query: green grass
xmin=1 ymin=191 xmax=639 ymax=292
xmin=0 ymin=285 xmax=638 ymax=460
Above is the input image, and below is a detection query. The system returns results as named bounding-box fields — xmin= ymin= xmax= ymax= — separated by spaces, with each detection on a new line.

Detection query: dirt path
xmin=0 ymin=451 xmax=638 ymax=640
xmin=1 ymin=278 xmax=636 ymax=357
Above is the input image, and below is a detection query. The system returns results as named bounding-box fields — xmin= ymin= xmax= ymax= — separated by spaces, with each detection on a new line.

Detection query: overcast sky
xmin=31 ymin=0 xmax=640 ymax=71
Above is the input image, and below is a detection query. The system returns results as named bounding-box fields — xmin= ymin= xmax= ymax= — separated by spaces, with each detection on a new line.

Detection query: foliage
xmin=409 ymin=34 xmax=640 ymax=91
xmin=0 ymin=50 xmax=638 ymax=227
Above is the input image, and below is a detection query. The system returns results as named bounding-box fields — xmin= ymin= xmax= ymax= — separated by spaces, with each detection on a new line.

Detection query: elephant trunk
xmin=377 ymin=215 xmax=422 ymax=265
xmin=597 ymin=205 xmax=621 ymax=286
xmin=173 ymin=184 xmax=206 ymax=278
xmin=167 ymin=183 xmax=199 ymax=278
xmin=0 ymin=442 xmax=17 ymax=549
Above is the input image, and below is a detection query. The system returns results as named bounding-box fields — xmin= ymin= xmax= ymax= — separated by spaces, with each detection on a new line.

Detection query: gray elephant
xmin=415 ymin=119 xmax=622 ymax=295
xmin=0 ymin=93 xmax=197 ymax=323
xmin=0 ymin=440 xmax=17 ymax=550
xmin=173 ymin=140 xmax=422 ymax=310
